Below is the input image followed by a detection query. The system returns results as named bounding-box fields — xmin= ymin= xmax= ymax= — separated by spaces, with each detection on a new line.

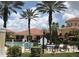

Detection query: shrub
xmin=7 ymin=45 xmax=22 ymax=57
xmin=30 ymin=47 xmax=41 ymax=57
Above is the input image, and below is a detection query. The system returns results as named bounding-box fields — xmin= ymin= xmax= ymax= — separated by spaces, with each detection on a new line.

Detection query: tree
xmin=7 ymin=45 xmax=22 ymax=57
xmin=51 ymin=22 xmax=59 ymax=44
xmin=52 ymin=22 xmax=59 ymax=31
xmin=36 ymin=1 xmax=67 ymax=40
xmin=0 ymin=1 xmax=24 ymax=28
xmin=6 ymin=32 xmax=16 ymax=41
xmin=20 ymin=9 xmax=38 ymax=41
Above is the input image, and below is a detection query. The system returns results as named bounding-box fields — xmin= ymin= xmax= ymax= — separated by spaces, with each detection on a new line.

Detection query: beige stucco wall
xmin=59 ymin=29 xmax=71 ymax=35
xmin=66 ymin=21 xmax=79 ymax=26
xmin=0 ymin=30 xmax=6 ymax=48
xmin=59 ymin=20 xmax=79 ymax=35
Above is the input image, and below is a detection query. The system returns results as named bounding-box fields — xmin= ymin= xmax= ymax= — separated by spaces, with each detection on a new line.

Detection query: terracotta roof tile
xmin=60 ymin=26 xmax=79 ymax=30
xmin=66 ymin=17 xmax=79 ymax=22
xmin=15 ymin=28 xmax=43 ymax=35
xmin=6 ymin=29 xmax=14 ymax=32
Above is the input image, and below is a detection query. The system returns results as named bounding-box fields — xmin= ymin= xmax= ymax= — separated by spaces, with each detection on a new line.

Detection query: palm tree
xmin=36 ymin=1 xmax=67 ymax=41
xmin=20 ymin=9 xmax=38 ymax=41
xmin=0 ymin=1 xmax=24 ymax=28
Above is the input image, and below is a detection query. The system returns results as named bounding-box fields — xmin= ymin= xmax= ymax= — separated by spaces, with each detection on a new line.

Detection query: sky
xmin=0 ymin=1 xmax=79 ymax=32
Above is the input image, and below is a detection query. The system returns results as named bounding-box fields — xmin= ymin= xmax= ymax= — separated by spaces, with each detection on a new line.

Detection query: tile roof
xmin=6 ymin=29 xmax=14 ymax=32
xmin=66 ymin=17 xmax=79 ymax=22
xmin=60 ymin=26 xmax=79 ymax=30
xmin=15 ymin=28 xmax=43 ymax=35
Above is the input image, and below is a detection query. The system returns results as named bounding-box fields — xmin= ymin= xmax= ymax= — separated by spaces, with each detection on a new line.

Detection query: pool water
xmin=6 ymin=42 xmax=23 ymax=46
xmin=14 ymin=42 xmax=23 ymax=46
xmin=6 ymin=41 xmax=33 ymax=49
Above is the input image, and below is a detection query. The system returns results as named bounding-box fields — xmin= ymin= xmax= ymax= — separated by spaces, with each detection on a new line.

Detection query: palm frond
xmin=42 ymin=1 xmax=56 ymax=7
xmin=9 ymin=7 xmax=17 ymax=14
xmin=20 ymin=13 xmax=26 ymax=18
xmin=14 ymin=6 xmax=22 ymax=9
xmin=1 ymin=1 xmax=13 ymax=5
xmin=39 ymin=9 xmax=47 ymax=13
xmin=36 ymin=6 xmax=45 ymax=10
xmin=36 ymin=1 xmax=67 ymax=13
xmin=8 ymin=10 xmax=10 ymax=15
xmin=36 ymin=6 xmax=49 ymax=13
xmin=13 ymin=1 xmax=24 ymax=7
xmin=20 ymin=8 xmax=38 ymax=21
xmin=33 ymin=15 xmax=39 ymax=18
xmin=31 ymin=18 xmax=37 ymax=21
xmin=36 ymin=3 xmax=46 ymax=7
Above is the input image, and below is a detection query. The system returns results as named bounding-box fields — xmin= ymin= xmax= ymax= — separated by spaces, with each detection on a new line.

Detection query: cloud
xmin=63 ymin=1 xmax=79 ymax=20
xmin=9 ymin=12 xmax=21 ymax=20
xmin=63 ymin=13 xmax=76 ymax=20
xmin=0 ymin=19 xmax=3 ymax=28
xmin=7 ymin=19 xmax=28 ymax=32
xmin=21 ymin=7 xmax=49 ymax=30
xmin=6 ymin=9 xmax=60 ymax=31
xmin=3 ymin=1 xmax=79 ymax=32
xmin=6 ymin=12 xmax=28 ymax=32
xmin=68 ymin=1 xmax=79 ymax=10
xmin=63 ymin=2 xmax=70 ymax=8
xmin=36 ymin=16 xmax=49 ymax=29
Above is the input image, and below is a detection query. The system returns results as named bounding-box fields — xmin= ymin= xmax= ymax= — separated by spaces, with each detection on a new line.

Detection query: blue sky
xmin=23 ymin=1 xmax=37 ymax=9
xmin=0 ymin=1 xmax=79 ymax=32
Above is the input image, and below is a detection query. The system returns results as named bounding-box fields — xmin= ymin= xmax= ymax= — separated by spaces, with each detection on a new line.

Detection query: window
xmin=71 ymin=23 xmax=72 ymax=26
xmin=75 ymin=23 xmax=77 ymax=26
xmin=67 ymin=23 xmax=70 ymax=27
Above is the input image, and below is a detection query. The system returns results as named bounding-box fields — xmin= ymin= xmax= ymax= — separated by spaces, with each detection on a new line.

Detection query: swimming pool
xmin=5 ymin=41 xmax=33 ymax=49
xmin=6 ymin=42 xmax=23 ymax=46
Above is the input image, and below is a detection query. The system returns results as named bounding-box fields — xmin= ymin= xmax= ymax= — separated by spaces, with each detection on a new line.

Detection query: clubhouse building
xmin=58 ymin=17 xmax=79 ymax=40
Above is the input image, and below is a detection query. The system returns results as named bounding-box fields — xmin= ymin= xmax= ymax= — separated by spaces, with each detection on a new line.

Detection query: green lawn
xmin=21 ymin=53 xmax=31 ymax=57
xmin=41 ymin=53 xmax=79 ymax=57
xmin=21 ymin=52 xmax=79 ymax=57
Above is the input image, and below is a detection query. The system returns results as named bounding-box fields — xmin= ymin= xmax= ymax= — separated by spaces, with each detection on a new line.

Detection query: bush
xmin=33 ymin=42 xmax=38 ymax=46
xmin=7 ymin=45 xmax=22 ymax=57
xmin=30 ymin=47 xmax=41 ymax=57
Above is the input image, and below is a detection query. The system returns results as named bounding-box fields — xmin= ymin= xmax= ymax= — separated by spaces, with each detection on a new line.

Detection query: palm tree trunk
xmin=28 ymin=18 xmax=31 ymax=41
xmin=48 ymin=10 xmax=52 ymax=42
xmin=42 ymin=30 xmax=45 ymax=54
xmin=3 ymin=5 xmax=8 ymax=28
xmin=3 ymin=5 xmax=8 ymax=47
